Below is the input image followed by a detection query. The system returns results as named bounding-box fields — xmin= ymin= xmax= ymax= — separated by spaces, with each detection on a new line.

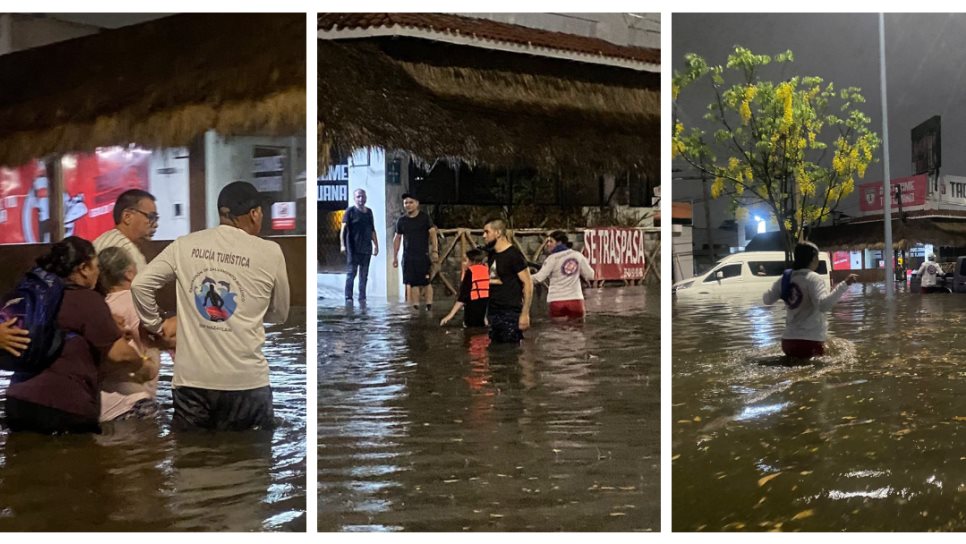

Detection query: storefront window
xmin=0 ymin=146 xmax=192 ymax=245
xmin=204 ymin=132 xmax=306 ymax=236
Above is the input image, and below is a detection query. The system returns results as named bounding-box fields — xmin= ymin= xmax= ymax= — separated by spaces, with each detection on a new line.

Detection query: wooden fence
xmin=431 ymin=227 xmax=660 ymax=296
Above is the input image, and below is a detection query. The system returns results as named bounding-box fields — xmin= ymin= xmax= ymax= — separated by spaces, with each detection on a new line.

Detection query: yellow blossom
xmin=711 ymin=177 xmax=726 ymax=198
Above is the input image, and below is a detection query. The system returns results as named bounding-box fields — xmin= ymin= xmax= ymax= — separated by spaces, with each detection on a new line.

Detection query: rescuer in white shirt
xmin=131 ymin=181 xmax=290 ymax=431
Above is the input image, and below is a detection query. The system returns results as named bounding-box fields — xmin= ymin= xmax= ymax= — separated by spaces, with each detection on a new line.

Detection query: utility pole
xmin=879 ymin=13 xmax=895 ymax=298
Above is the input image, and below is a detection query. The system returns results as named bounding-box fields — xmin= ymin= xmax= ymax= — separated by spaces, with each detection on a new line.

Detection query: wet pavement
xmin=673 ymin=285 xmax=966 ymax=531
xmin=0 ymin=313 xmax=306 ymax=532
xmin=318 ymin=285 xmax=660 ymax=531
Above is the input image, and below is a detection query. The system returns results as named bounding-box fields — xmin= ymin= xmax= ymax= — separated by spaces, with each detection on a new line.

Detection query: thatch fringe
xmin=398 ymin=62 xmax=659 ymax=122
xmin=811 ymin=216 xmax=966 ymax=251
xmin=0 ymin=89 xmax=305 ymax=167
xmin=318 ymin=39 xmax=659 ymax=178
xmin=0 ymin=14 xmax=305 ymax=167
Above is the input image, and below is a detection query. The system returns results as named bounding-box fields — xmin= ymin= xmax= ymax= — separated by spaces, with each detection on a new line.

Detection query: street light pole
xmin=879 ymin=13 xmax=895 ymax=298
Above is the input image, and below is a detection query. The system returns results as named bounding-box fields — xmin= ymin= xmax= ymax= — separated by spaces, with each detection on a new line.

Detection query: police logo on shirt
xmin=193 ymin=274 xmax=238 ymax=322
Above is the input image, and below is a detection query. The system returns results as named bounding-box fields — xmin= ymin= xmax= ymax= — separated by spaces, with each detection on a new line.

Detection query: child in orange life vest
xmin=440 ymin=248 xmax=489 ymax=327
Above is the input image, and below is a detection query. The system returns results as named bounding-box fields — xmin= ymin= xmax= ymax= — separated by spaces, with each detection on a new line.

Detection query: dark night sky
xmin=673 ymin=13 xmax=966 ymax=218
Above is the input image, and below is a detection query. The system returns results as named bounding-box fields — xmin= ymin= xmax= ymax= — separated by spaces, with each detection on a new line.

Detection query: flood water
xmin=673 ymin=285 xmax=966 ymax=531
xmin=0 ymin=312 xmax=307 ymax=532
xmin=318 ymin=285 xmax=660 ymax=531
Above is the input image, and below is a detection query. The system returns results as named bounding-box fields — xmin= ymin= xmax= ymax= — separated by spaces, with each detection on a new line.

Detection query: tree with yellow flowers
xmin=673 ymin=46 xmax=881 ymax=256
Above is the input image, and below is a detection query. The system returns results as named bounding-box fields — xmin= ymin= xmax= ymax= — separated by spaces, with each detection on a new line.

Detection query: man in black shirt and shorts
xmin=392 ymin=193 xmax=438 ymax=309
xmin=482 ymin=219 xmax=533 ymax=343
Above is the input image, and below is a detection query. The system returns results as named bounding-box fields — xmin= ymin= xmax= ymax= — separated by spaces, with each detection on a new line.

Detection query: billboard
xmin=581 ymin=227 xmax=647 ymax=281
xmin=858 ymin=174 xmax=928 ymax=216
xmin=911 ymin=115 xmax=941 ymax=174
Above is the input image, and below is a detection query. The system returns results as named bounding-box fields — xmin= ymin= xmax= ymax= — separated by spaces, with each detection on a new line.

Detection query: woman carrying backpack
xmin=762 ymin=241 xmax=858 ymax=359
xmin=4 ymin=236 xmax=144 ymax=434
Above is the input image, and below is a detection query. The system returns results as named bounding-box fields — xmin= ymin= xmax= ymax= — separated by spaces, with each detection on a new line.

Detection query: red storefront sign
xmin=0 ymin=160 xmax=46 ymax=244
xmin=62 ymin=148 xmax=151 ymax=241
xmin=858 ymin=174 xmax=928 ymax=215
xmin=0 ymin=149 xmax=150 ymax=244
xmin=832 ymin=251 xmax=851 ymax=271
xmin=581 ymin=228 xmax=647 ymax=281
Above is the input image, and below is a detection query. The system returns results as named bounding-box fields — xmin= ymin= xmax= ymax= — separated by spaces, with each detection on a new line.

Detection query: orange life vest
xmin=469 ymin=264 xmax=489 ymax=300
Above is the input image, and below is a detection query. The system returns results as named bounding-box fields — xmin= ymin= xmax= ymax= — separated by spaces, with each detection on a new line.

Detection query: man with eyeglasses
xmin=93 ymin=189 xmax=159 ymax=273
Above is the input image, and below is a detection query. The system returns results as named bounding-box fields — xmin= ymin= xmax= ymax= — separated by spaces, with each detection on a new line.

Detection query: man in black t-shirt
xmin=482 ymin=219 xmax=533 ymax=343
xmin=392 ymin=193 xmax=438 ymax=309
xmin=340 ymin=189 xmax=378 ymax=302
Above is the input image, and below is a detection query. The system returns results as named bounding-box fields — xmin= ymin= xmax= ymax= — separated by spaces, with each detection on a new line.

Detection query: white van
xmin=672 ymin=251 xmax=833 ymax=297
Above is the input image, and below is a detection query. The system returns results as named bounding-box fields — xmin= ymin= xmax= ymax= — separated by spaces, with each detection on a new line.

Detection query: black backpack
xmin=0 ymin=267 xmax=67 ymax=373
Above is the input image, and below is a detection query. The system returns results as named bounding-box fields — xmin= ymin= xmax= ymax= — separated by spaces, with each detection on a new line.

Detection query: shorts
xmin=781 ymin=339 xmax=825 ymax=359
xmin=403 ymin=254 xmax=431 ymax=287
xmin=172 ymin=385 xmax=274 ymax=431
xmin=488 ymin=304 xmax=523 ymax=344
xmin=549 ymin=299 xmax=585 ymax=319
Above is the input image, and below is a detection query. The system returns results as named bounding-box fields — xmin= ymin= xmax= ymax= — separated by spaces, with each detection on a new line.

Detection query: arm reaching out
xmin=131 ymin=243 xmax=177 ymax=335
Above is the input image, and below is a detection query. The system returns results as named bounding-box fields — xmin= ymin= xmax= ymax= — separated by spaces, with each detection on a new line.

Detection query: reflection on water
xmin=319 ymin=287 xmax=660 ymax=531
xmin=0 ymin=312 xmax=306 ymax=532
xmin=673 ymin=285 xmax=966 ymax=531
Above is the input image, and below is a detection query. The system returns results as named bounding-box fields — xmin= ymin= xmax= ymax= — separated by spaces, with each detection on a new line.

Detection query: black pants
xmin=488 ymin=304 xmax=524 ymax=344
xmin=4 ymin=397 xmax=100 ymax=434
xmin=172 ymin=385 xmax=274 ymax=431
xmin=345 ymin=252 xmax=372 ymax=300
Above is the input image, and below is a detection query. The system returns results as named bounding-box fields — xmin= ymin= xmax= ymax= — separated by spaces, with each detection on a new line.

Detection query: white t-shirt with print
xmin=917 ymin=260 xmax=940 ymax=287
xmin=131 ymin=225 xmax=290 ymax=391
xmin=531 ymin=248 xmax=596 ymax=303
xmin=763 ymin=269 xmax=849 ymax=342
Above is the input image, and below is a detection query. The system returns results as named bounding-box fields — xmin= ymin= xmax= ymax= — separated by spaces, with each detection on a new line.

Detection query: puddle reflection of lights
xmin=734 ymin=402 xmax=790 ymax=421
xmin=826 ymin=487 xmax=897 ymax=500
xmin=843 ymin=469 xmax=890 ymax=479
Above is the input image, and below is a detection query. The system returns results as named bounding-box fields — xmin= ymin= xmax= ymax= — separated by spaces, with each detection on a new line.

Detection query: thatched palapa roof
xmin=0 ymin=13 xmax=305 ymax=167
xmin=318 ymin=13 xmax=660 ymax=178
xmin=810 ymin=211 xmax=966 ymax=250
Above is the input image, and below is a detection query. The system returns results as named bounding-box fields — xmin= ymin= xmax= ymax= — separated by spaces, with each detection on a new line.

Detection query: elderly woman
xmin=4 ymin=237 xmax=143 ymax=434
xmin=96 ymin=246 xmax=162 ymax=422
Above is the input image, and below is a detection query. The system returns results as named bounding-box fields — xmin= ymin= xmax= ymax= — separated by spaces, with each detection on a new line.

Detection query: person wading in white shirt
xmin=763 ymin=241 xmax=857 ymax=359
xmin=532 ymin=231 xmax=595 ymax=320
xmin=916 ymin=254 xmax=944 ymax=293
xmin=131 ymin=181 xmax=290 ymax=431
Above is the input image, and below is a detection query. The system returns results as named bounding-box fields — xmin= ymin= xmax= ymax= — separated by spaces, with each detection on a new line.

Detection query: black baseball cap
xmin=218 ymin=181 xmax=265 ymax=217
